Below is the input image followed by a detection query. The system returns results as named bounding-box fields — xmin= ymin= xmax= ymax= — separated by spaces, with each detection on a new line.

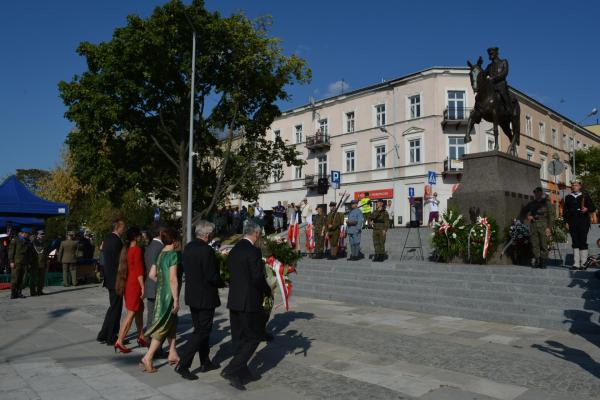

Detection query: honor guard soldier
xmin=8 ymin=227 xmax=35 ymax=299
xmin=325 ymin=201 xmax=345 ymax=260
xmin=371 ymin=199 xmax=390 ymax=262
xmin=522 ymin=187 xmax=555 ymax=269
xmin=58 ymin=231 xmax=80 ymax=286
xmin=31 ymin=230 xmax=48 ymax=296
xmin=312 ymin=205 xmax=327 ymax=259
xmin=564 ymin=180 xmax=596 ymax=270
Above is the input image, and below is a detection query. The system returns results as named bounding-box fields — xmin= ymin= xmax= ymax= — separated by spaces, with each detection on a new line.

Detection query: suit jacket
xmin=226 ymin=239 xmax=270 ymax=313
xmin=58 ymin=239 xmax=79 ymax=264
xmin=143 ymin=239 xmax=164 ymax=299
xmin=102 ymin=232 xmax=123 ymax=290
xmin=182 ymin=239 xmax=223 ymax=309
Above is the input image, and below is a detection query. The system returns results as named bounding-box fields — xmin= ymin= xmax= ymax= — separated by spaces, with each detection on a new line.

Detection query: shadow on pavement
xmin=532 ymin=340 xmax=600 ymax=379
xmin=42 ymin=285 xmax=99 ymax=296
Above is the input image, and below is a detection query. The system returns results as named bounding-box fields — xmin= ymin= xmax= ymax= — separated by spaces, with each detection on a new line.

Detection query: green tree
xmin=15 ymin=169 xmax=51 ymax=193
xmin=575 ymin=147 xmax=600 ymax=207
xmin=59 ymin=0 xmax=310 ymax=240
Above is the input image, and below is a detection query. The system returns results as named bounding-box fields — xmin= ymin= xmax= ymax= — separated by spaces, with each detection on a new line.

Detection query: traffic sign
xmin=427 ymin=171 xmax=437 ymax=185
xmin=331 ymin=170 xmax=341 ymax=189
xmin=408 ymin=187 xmax=415 ymax=198
xmin=548 ymin=159 xmax=565 ymax=176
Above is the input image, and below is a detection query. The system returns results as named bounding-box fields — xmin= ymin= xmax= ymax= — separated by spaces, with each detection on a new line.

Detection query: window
xmin=294 ymin=166 xmax=302 ymax=180
xmin=273 ymin=129 xmax=280 ymax=140
xmin=295 ymin=125 xmax=303 ymax=143
xmin=563 ymin=134 xmax=568 ymax=149
xmin=375 ymin=145 xmax=386 ymax=169
xmin=526 ymin=151 xmax=534 ymax=161
xmin=409 ymin=94 xmax=421 ymax=119
xmin=317 ymin=154 xmax=327 ymax=178
xmin=449 ymin=137 xmax=466 ymax=160
xmin=409 ymin=139 xmax=421 ymax=164
xmin=525 ymin=115 xmax=532 ymax=136
xmin=487 ymin=135 xmax=495 ymax=151
xmin=375 ymin=104 xmax=386 ymax=127
xmin=568 ymin=137 xmax=574 ymax=151
xmin=318 ymin=119 xmax=328 ymax=135
xmin=551 ymin=128 xmax=557 ymax=147
xmin=539 ymin=123 xmax=545 ymax=142
xmin=447 ymin=91 xmax=465 ymax=120
xmin=540 ymin=156 xmax=547 ymax=180
xmin=345 ymin=150 xmax=355 ymax=172
xmin=345 ymin=112 xmax=355 ymax=133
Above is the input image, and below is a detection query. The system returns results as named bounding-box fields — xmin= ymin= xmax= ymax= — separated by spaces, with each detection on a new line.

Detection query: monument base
xmin=448 ymin=150 xmax=541 ymax=264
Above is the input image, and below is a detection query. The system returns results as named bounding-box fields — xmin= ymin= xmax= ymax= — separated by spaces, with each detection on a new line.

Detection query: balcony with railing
xmin=304 ymin=174 xmax=318 ymax=188
xmin=305 ymin=131 xmax=331 ymax=151
xmin=442 ymin=107 xmax=472 ymax=130
xmin=443 ymin=157 xmax=464 ymax=175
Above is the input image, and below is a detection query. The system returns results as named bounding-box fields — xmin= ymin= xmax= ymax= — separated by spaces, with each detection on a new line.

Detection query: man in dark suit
xmin=96 ymin=219 xmax=125 ymax=345
xmin=143 ymin=226 xmax=164 ymax=333
xmin=175 ymin=220 xmax=224 ymax=380
xmin=221 ymin=220 xmax=271 ymax=391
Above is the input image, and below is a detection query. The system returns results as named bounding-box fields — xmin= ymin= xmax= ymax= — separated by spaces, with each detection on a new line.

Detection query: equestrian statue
xmin=464 ymin=47 xmax=520 ymax=156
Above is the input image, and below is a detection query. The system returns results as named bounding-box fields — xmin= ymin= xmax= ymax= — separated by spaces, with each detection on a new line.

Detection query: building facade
xmin=243 ymin=67 xmax=599 ymax=225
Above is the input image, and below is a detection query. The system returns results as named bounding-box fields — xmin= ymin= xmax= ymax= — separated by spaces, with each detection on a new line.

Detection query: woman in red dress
xmin=114 ymin=227 xmax=148 ymax=353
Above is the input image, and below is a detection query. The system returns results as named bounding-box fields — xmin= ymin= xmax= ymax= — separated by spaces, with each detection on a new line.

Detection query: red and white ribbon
xmin=265 ymin=256 xmax=296 ymax=311
xmin=306 ymin=223 xmax=315 ymax=251
xmin=478 ymin=216 xmax=491 ymax=259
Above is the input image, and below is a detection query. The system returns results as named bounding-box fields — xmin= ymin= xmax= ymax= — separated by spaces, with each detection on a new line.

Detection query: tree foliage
xmin=59 ymin=0 xmax=310 ymax=239
xmin=15 ymin=169 xmax=51 ymax=193
xmin=575 ymin=146 xmax=600 ymax=207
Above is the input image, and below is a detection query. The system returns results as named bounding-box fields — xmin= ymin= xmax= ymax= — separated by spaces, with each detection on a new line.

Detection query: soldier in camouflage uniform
xmin=522 ymin=187 xmax=555 ymax=269
xmin=312 ymin=205 xmax=326 ymax=259
xmin=325 ymin=202 xmax=345 ymax=260
xmin=8 ymin=228 xmax=35 ymax=299
xmin=371 ymin=199 xmax=390 ymax=262
xmin=30 ymin=230 xmax=48 ymax=296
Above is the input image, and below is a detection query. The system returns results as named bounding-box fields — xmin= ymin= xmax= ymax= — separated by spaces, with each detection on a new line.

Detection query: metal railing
xmin=443 ymin=107 xmax=472 ymax=121
xmin=305 ymin=132 xmax=331 ymax=149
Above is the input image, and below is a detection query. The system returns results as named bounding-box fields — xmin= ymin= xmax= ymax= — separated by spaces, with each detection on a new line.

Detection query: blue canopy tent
xmin=0 ymin=176 xmax=68 ymax=218
xmin=0 ymin=216 xmax=44 ymax=228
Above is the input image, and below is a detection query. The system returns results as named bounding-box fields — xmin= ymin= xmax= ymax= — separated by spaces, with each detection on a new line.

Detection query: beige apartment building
xmin=246 ymin=67 xmax=599 ymax=225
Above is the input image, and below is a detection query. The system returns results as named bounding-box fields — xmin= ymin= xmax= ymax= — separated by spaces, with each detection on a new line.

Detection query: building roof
xmin=585 ymin=124 xmax=600 ymax=136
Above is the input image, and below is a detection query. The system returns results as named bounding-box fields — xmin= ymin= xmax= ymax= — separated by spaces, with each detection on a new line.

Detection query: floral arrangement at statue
xmin=431 ymin=207 xmax=467 ymax=262
xmin=551 ymin=218 xmax=568 ymax=244
xmin=467 ymin=215 xmax=499 ymax=264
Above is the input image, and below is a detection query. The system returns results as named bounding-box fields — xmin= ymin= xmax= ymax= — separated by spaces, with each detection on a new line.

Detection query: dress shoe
xmin=198 ymin=361 xmax=220 ymax=373
xmin=263 ymin=332 xmax=274 ymax=342
xmin=327 ymin=256 xmax=337 ymax=260
xmin=240 ymin=367 xmax=260 ymax=383
xmin=175 ymin=365 xmax=198 ymax=380
xmin=347 ymin=256 xmax=356 ymax=261
xmin=221 ymin=372 xmax=246 ymax=391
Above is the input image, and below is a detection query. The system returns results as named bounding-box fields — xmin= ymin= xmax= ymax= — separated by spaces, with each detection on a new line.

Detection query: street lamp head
xmin=590 ymin=108 xmax=598 ymax=117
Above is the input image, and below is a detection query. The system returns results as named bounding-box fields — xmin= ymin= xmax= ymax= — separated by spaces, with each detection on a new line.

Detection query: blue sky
xmin=1 ymin=0 xmax=599 ymax=178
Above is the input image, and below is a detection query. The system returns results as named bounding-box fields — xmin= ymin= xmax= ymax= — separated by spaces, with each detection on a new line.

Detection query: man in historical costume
xmin=325 ymin=201 xmax=345 ymax=260
xmin=358 ymin=192 xmax=372 ymax=229
xmin=300 ymin=198 xmax=314 ymax=256
xmin=58 ymin=231 xmax=79 ymax=287
xmin=484 ymin=47 xmax=511 ymax=113
xmin=563 ymin=180 xmax=596 ymax=270
xmin=371 ymin=200 xmax=390 ymax=262
xmin=176 ymin=221 xmax=224 ymax=380
xmin=8 ymin=228 xmax=35 ymax=299
xmin=522 ymin=187 xmax=555 ymax=269
xmin=346 ymin=200 xmax=363 ymax=261
xmin=221 ymin=220 xmax=271 ymax=391
xmin=30 ymin=230 xmax=48 ymax=296
xmin=312 ymin=205 xmax=326 ymax=259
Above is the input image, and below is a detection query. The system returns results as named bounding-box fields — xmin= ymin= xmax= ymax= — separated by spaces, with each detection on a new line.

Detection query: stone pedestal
xmin=448 ymin=151 xmax=541 ymax=263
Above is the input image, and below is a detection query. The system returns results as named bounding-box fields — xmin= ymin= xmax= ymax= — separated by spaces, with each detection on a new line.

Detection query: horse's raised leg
xmin=464 ymin=115 xmax=474 ymax=144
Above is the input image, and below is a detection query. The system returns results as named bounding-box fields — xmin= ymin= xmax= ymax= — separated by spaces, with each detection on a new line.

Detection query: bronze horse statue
xmin=464 ymin=56 xmax=520 ymax=156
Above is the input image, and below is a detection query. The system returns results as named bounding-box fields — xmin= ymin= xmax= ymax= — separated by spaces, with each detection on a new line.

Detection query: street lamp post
xmin=572 ymin=107 xmax=598 ymax=178
xmin=183 ymin=14 xmax=197 ymax=244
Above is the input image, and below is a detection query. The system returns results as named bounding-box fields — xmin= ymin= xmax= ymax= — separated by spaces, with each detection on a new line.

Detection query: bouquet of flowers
xmin=500 ymin=219 xmax=531 ymax=263
xmin=431 ymin=207 xmax=467 ymax=262
xmin=551 ymin=218 xmax=568 ymax=244
xmin=509 ymin=219 xmax=530 ymax=245
xmin=467 ymin=216 xmax=499 ymax=264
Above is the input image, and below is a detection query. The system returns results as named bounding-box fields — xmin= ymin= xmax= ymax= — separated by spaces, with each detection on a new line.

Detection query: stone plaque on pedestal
xmin=448 ymin=151 xmax=541 ymax=263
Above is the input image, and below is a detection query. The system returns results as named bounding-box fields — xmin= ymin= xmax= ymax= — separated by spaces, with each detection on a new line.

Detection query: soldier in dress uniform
xmin=325 ymin=201 xmax=344 ymax=260
xmin=58 ymin=231 xmax=80 ymax=286
xmin=371 ymin=199 xmax=390 ymax=262
xmin=312 ymin=205 xmax=326 ymax=259
xmin=8 ymin=227 xmax=35 ymax=299
xmin=31 ymin=230 xmax=48 ymax=296
xmin=521 ymin=187 xmax=555 ymax=269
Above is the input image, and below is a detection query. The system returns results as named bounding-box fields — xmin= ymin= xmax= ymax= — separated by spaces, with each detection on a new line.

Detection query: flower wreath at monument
xmin=431 ymin=207 xmax=467 ymax=262
xmin=216 ymin=237 xmax=301 ymax=312
xmin=467 ymin=215 xmax=499 ymax=264
xmin=500 ymin=219 xmax=531 ymax=261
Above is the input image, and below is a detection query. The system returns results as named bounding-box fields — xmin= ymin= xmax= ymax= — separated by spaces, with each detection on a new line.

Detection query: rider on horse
xmin=484 ymin=47 xmax=511 ymax=113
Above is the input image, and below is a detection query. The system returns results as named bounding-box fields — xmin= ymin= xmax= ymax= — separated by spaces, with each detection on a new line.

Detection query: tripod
xmin=400 ymin=222 xmax=424 ymax=261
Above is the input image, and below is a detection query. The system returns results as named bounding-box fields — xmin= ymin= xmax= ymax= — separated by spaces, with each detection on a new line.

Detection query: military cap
xmin=329 ymin=201 xmax=337 ymax=206
xmin=21 ymin=227 xmax=32 ymax=233
xmin=571 ymin=179 xmax=582 ymax=185
xmin=533 ymin=187 xmax=543 ymax=193
xmin=349 ymin=199 xmax=357 ymax=205
xmin=377 ymin=198 xmax=385 ymax=203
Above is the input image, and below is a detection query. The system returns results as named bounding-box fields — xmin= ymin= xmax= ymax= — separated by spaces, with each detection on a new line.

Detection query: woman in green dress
xmin=140 ymin=228 xmax=181 ymax=373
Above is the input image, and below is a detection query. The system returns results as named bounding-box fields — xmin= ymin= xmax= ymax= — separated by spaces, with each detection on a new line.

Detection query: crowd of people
xmin=95 ymin=218 xmax=270 ymax=390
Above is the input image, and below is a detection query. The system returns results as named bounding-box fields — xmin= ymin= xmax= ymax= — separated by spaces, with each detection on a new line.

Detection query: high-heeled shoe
xmin=139 ymin=358 xmax=157 ymax=373
xmin=114 ymin=342 xmax=132 ymax=354
xmin=137 ymin=337 xmax=150 ymax=348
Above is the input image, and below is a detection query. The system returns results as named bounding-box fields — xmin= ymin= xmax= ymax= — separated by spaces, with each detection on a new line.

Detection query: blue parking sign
xmin=408 ymin=187 xmax=415 ymax=198
xmin=331 ymin=170 xmax=341 ymax=189
xmin=428 ymin=171 xmax=436 ymax=185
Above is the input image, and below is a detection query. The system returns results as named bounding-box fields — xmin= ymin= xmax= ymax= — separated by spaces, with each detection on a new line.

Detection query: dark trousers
xmin=97 ymin=289 xmax=123 ymax=343
xmin=179 ymin=308 xmax=215 ymax=369
xmin=222 ymin=310 xmax=263 ymax=377
xmin=570 ymin=223 xmax=590 ymax=250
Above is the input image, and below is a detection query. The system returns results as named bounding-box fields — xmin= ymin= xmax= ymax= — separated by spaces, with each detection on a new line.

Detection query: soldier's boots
xmin=538 ymin=258 xmax=547 ymax=269
xmin=10 ymin=288 xmax=18 ymax=299
xmin=372 ymin=254 xmax=383 ymax=262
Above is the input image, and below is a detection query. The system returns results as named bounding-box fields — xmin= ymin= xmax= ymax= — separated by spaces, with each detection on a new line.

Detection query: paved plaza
xmin=1 ymin=283 xmax=600 ymax=400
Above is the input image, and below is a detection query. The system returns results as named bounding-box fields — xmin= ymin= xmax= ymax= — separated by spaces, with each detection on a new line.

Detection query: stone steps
xmin=294 ymin=258 xmax=600 ymax=332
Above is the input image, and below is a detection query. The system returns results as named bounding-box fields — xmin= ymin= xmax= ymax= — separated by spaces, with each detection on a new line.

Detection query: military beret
xmin=377 ymin=199 xmax=385 ymax=203
xmin=329 ymin=201 xmax=337 ymax=206
xmin=21 ymin=227 xmax=32 ymax=233
xmin=349 ymin=200 xmax=357 ymax=205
